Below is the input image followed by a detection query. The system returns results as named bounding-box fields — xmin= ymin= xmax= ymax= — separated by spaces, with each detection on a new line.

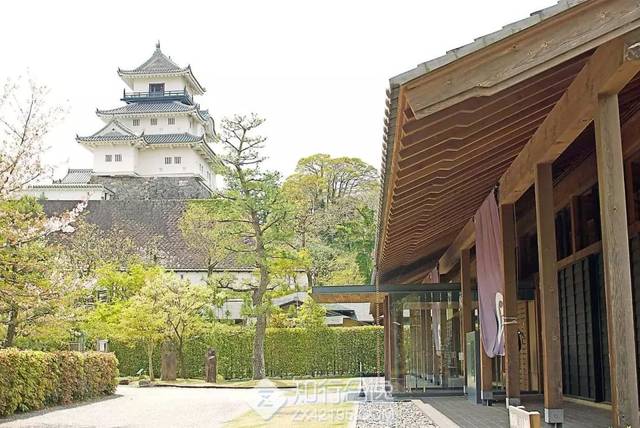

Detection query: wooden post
xmin=534 ymin=162 xmax=564 ymax=424
xmin=479 ymin=325 xmax=494 ymax=404
xmin=500 ymin=203 xmax=521 ymax=406
xmin=595 ymin=93 xmax=640 ymax=428
xmin=383 ymin=296 xmax=391 ymax=385
xmin=440 ymin=304 xmax=449 ymax=388
xmin=424 ymin=306 xmax=434 ymax=384
xmin=460 ymin=249 xmax=472 ymax=386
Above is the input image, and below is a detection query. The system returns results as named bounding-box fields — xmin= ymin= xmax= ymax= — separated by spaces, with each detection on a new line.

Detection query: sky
xmin=1 ymin=0 xmax=556 ymax=180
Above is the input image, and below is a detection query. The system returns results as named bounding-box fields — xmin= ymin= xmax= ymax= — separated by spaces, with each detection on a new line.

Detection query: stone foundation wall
xmin=90 ymin=176 xmax=212 ymax=200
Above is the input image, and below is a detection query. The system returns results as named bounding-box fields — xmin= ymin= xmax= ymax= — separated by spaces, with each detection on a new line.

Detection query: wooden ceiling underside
xmin=379 ymin=53 xmax=592 ymax=276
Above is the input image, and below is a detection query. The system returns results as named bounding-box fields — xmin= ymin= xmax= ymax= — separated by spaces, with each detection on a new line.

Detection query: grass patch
xmin=225 ymin=402 xmax=356 ymax=428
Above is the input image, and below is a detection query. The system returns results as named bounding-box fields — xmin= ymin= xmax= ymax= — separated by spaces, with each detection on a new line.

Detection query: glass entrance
xmin=388 ymin=290 xmax=464 ymax=394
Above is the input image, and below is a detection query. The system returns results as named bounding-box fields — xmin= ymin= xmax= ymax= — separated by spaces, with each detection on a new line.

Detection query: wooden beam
xmin=534 ymin=163 xmax=564 ymax=424
xmin=500 ymin=203 xmax=520 ymax=406
xmin=405 ymin=0 xmax=640 ymax=118
xmin=595 ymin=93 xmax=640 ymax=428
xmin=438 ymin=219 xmax=475 ymax=274
xmin=500 ymin=29 xmax=640 ymax=204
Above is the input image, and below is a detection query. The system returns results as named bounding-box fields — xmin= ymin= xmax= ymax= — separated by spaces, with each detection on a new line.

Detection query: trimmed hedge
xmin=0 ymin=349 xmax=118 ymax=416
xmin=112 ymin=325 xmax=384 ymax=380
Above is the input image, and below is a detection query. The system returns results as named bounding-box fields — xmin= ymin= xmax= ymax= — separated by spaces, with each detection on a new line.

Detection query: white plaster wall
xmin=131 ymin=76 xmax=189 ymax=93
xmin=16 ymin=188 xmax=110 ymax=201
xmin=136 ymin=146 xmax=199 ymax=176
xmin=92 ymin=146 xmax=138 ymax=175
xmin=176 ymin=270 xmax=309 ymax=289
xmin=135 ymin=147 xmax=215 ymax=188
xmin=126 ymin=115 xmax=195 ymax=135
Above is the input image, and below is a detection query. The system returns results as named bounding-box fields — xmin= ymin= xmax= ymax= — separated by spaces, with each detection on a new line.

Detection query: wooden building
xmin=373 ymin=1 xmax=640 ymax=426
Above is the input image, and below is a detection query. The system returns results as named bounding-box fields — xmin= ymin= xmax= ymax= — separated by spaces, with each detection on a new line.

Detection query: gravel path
xmin=0 ymin=385 xmax=251 ymax=428
xmin=356 ymin=401 xmax=438 ymax=428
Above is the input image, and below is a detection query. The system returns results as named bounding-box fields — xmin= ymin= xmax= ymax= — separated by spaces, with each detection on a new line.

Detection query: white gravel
xmin=0 ymin=385 xmax=250 ymax=427
xmin=356 ymin=401 xmax=438 ymax=428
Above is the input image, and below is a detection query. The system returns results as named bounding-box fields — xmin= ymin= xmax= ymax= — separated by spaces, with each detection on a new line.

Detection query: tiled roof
xmin=117 ymin=44 xmax=207 ymax=95
xmin=42 ymin=200 xmax=252 ymax=271
xmin=97 ymin=102 xmax=195 ymax=116
xmin=271 ymin=292 xmax=308 ymax=307
xmin=119 ymin=44 xmax=184 ymax=74
xmin=144 ymin=133 xmax=203 ymax=144
xmin=59 ymin=169 xmax=93 ymax=184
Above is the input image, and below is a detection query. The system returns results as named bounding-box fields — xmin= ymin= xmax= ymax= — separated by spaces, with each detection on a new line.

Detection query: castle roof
xmin=118 ymin=43 xmax=206 ymax=95
xmin=76 ymin=119 xmax=218 ymax=168
xmin=42 ymin=200 xmax=254 ymax=272
xmin=97 ymin=101 xmax=196 ymax=116
xmin=59 ymin=169 xmax=93 ymax=184
xmin=95 ymin=102 xmax=212 ymax=127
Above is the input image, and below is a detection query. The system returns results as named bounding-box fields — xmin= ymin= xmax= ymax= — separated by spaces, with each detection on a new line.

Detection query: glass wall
xmin=388 ymin=290 xmax=463 ymax=394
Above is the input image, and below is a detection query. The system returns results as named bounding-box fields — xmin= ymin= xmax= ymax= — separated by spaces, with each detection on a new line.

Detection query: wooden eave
xmin=377 ymin=0 xmax=640 ymax=282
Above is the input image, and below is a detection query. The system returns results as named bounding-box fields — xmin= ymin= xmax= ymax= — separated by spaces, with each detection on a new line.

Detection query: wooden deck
xmin=420 ymin=396 xmax=612 ymax=428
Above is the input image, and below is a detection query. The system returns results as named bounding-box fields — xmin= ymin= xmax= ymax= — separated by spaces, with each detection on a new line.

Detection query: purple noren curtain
xmin=474 ymin=190 xmax=505 ymax=358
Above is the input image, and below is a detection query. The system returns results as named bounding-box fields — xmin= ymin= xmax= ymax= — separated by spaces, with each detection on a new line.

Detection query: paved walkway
xmin=0 ymin=385 xmax=252 ymax=428
xmin=420 ymin=396 xmax=612 ymax=428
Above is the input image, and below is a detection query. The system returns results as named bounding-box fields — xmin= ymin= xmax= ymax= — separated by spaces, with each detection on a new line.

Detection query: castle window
xmin=105 ymin=154 xmax=112 ymax=162
xmin=164 ymin=156 xmax=172 ymax=165
xmin=115 ymin=154 xmax=122 ymax=162
xmin=132 ymin=119 xmax=140 ymax=126
xmin=168 ymin=117 xmax=175 ymax=125
xmin=150 ymin=118 xmax=158 ymax=126
xmin=174 ymin=156 xmax=181 ymax=164
xmin=149 ymin=83 xmax=165 ymax=95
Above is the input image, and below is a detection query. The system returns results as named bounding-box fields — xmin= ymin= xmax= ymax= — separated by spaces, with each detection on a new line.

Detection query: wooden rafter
xmin=499 ymin=28 xmax=640 ymax=204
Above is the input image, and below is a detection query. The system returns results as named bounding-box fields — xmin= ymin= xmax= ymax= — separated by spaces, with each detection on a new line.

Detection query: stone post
xmin=206 ymin=348 xmax=217 ymax=383
xmin=161 ymin=342 xmax=177 ymax=381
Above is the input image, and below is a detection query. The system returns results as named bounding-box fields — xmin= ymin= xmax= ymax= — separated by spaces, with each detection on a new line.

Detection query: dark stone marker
xmin=161 ymin=342 xmax=177 ymax=381
xmin=206 ymin=348 xmax=217 ymax=383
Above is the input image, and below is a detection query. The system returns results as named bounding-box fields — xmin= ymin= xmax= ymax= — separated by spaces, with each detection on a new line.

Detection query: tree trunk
xmin=2 ymin=308 xmax=18 ymax=348
xmin=177 ymin=337 xmax=185 ymax=379
xmin=147 ymin=343 xmax=155 ymax=381
xmin=253 ymin=312 xmax=267 ymax=380
xmin=306 ymin=270 xmax=314 ymax=288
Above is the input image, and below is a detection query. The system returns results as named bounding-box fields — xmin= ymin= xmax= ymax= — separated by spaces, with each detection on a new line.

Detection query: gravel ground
xmin=355 ymin=401 xmax=438 ymax=428
xmin=0 ymin=385 xmax=251 ymax=428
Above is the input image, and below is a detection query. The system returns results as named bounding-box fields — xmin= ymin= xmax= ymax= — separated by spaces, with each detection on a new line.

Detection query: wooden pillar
xmin=500 ymin=203 xmax=521 ymax=406
xmin=534 ymin=162 xmax=564 ymax=424
xmin=383 ymin=296 xmax=391 ymax=383
xmin=460 ymin=249 xmax=472 ymax=386
xmin=479 ymin=324 xmax=494 ymax=403
xmin=440 ymin=304 xmax=449 ymax=388
xmin=424 ymin=306 xmax=434 ymax=383
xmin=595 ymin=93 xmax=640 ymax=428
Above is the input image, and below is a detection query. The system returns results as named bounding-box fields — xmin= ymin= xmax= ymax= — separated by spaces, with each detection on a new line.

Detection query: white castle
xmin=23 ymin=43 xmax=218 ymax=200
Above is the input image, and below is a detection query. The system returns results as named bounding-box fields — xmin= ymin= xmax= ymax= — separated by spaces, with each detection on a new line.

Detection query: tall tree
xmin=183 ymin=114 xmax=291 ymax=379
xmin=283 ymin=154 xmax=378 ymax=285
xmin=0 ymin=198 xmax=84 ymax=347
xmin=0 ymin=77 xmax=64 ymax=198
xmin=142 ymin=273 xmax=211 ymax=379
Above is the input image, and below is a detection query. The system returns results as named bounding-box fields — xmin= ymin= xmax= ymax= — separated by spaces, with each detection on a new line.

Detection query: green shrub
xmin=112 ymin=325 xmax=383 ymax=380
xmin=0 ymin=349 xmax=118 ymax=416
